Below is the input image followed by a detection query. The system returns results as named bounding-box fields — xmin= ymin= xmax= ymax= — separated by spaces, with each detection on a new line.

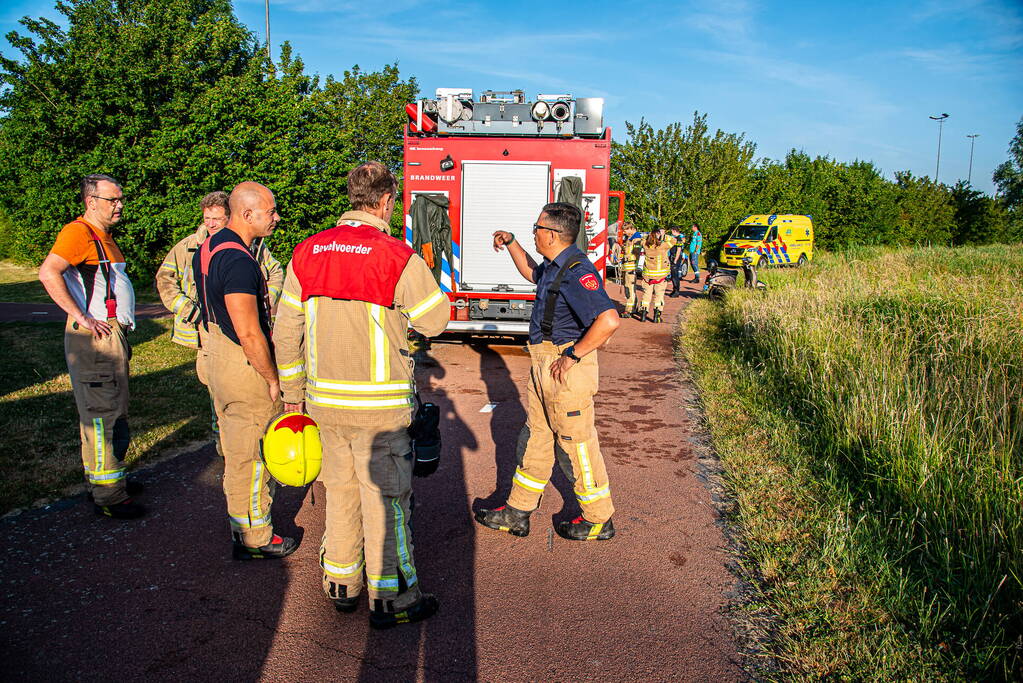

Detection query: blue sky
xmin=3 ymin=0 xmax=1021 ymax=195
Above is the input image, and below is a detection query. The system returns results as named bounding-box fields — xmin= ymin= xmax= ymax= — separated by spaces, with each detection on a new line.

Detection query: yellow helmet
xmin=261 ymin=412 xmax=322 ymax=486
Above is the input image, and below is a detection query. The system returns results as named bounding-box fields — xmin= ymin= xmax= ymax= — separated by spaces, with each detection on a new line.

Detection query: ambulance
xmin=402 ymin=88 xmax=621 ymax=335
xmin=720 ymin=214 xmax=815 ymax=268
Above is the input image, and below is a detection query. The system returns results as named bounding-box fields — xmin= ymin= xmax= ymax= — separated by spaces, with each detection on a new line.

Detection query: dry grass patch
xmin=680 ymin=244 xmax=1022 ymax=680
xmin=0 ymin=318 xmax=211 ymax=514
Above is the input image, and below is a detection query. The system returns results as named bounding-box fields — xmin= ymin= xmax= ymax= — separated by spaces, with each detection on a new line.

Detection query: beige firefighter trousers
xmin=65 ymin=317 xmax=131 ymax=506
xmin=641 ymin=279 xmax=668 ymax=312
xmin=203 ymin=322 xmax=280 ymax=547
xmin=507 ymin=341 xmax=615 ymax=523
xmin=194 ymin=341 xmax=224 ymax=458
xmin=622 ymin=269 xmax=638 ymax=312
xmin=310 ymin=407 xmax=422 ymax=610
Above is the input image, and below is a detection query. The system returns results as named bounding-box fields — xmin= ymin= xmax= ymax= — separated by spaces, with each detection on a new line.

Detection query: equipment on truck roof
xmin=403 ymin=88 xmax=619 ymax=336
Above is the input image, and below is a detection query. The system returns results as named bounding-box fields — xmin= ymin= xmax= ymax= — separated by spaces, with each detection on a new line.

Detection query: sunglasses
xmin=532 ymin=223 xmax=562 ymax=234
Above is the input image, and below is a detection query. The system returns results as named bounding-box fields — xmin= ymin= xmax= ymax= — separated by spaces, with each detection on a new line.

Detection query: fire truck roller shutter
xmin=460 ymin=161 xmax=549 ymax=293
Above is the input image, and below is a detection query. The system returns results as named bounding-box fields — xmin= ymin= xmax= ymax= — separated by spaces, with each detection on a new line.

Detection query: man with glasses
xmin=475 ymin=202 xmax=621 ymax=541
xmin=38 ymin=174 xmax=144 ymax=519
xmin=193 ymin=182 xmax=294 ymax=560
xmin=156 ymin=191 xmax=284 ymax=456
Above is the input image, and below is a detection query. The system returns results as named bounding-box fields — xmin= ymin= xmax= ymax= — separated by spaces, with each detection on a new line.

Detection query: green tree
xmin=892 ymin=171 xmax=955 ymax=245
xmin=992 ymin=116 xmax=1023 ymax=241
xmin=0 ymin=0 xmax=260 ymax=276
xmin=950 ymin=180 xmax=1011 ymax=245
xmin=0 ymin=0 xmax=416 ymax=278
xmin=610 ymin=112 xmax=756 ymax=245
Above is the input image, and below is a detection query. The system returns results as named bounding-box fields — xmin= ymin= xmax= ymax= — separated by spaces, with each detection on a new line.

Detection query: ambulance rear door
xmin=459 ymin=160 xmax=549 ymax=293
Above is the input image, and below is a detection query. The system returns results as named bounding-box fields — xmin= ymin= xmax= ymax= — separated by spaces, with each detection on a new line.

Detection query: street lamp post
xmin=265 ymin=0 xmax=271 ymax=63
xmin=967 ymin=134 xmax=979 ymax=186
xmin=929 ymin=113 xmax=950 ymax=183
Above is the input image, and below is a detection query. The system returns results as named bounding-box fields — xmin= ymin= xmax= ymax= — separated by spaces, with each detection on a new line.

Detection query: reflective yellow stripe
xmin=249 ymin=461 xmax=266 ymax=523
xmin=93 ymin=418 xmax=105 ymax=471
xmin=277 ymin=358 xmax=306 ymax=379
xmin=513 ymin=467 xmax=547 ymax=493
xmin=367 ymin=303 xmax=388 ymax=382
xmin=281 ymin=290 xmax=302 ymax=312
xmin=308 ymin=378 xmax=413 ymax=394
xmin=160 ymin=261 xmax=179 ymax=272
xmin=307 ymin=392 xmax=414 ymax=410
xmin=322 ymin=553 xmax=365 ymax=578
xmin=577 ymin=484 xmax=611 ymax=504
xmin=587 ymin=522 xmax=604 ymax=539
xmin=577 ymin=443 xmax=596 ymax=491
xmin=391 ymin=499 xmax=417 ymax=588
xmin=305 ymin=298 xmax=319 ymax=379
xmin=406 ymin=289 xmax=445 ymax=320
xmin=367 ymin=574 xmax=400 ymax=591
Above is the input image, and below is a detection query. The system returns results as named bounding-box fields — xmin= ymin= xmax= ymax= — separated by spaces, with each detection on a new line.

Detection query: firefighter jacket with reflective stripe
xmin=622 ymin=237 xmax=642 ymax=267
xmin=156 ymin=224 xmax=284 ymax=348
xmin=642 ymin=239 xmax=673 ymax=280
xmin=273 ymin=211 xmax=450 ymax=413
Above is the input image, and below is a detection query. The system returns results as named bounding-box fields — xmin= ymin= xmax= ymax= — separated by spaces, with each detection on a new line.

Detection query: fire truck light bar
xmin=409 ymin=89 xmax=605 ymax=138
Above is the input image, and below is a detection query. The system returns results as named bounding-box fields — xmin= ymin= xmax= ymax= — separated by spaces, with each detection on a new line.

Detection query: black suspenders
xmin=540 ymin=258 xmax=583 ymax=341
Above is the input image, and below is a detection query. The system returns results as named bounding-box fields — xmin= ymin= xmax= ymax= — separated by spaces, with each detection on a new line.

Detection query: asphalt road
xmin=0 ymin=276 xmax=745 ymax=682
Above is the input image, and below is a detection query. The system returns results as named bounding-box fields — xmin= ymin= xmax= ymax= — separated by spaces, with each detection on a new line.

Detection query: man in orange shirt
xmin=39 ymin=174 xmax=144 ymax=519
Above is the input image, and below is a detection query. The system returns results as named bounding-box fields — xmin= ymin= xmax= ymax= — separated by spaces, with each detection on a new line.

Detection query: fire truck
xmin=403 ymin=88 xmax=624 ymax=335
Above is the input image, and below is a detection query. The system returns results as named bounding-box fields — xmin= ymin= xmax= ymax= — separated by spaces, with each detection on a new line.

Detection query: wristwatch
xmin=562 ymin=345 xmax=581 ymax=362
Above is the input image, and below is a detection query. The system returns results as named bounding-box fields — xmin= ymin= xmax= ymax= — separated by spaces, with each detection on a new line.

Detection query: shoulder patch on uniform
xmin=579 ymin=273 xmax=599 ymax=291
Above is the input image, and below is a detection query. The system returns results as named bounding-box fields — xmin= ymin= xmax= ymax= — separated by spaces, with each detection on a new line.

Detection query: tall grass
xmin=682 ymin=245 xmax=1022 ymax=678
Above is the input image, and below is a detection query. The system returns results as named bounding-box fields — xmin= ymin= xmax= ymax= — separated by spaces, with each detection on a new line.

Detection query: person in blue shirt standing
xmin=476 ymin=202 xmax=621 ymax=541
xmin=688 ymin=222 xmax=704 ymax=282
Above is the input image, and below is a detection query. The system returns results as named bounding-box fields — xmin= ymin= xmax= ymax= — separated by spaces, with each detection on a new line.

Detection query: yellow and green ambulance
xmin=721 ymin=214 xmax=814 ymax=268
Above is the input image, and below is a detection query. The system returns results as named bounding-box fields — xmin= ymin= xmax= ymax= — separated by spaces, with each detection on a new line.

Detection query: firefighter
xmin=638 ymin=227 xmax=672 ymax=323
xmin=156 ymin=191 xmax=284 ymax=455
xmin=476 ymin=202 xmax=620 ymax=541
xmin=667 ymin=225 xmax=686 ymax=297
xmin=618 ymin=223 xmax=642 ymax=318
xmin=193 ymin=182 xmax=295 ymax=560
xmin=38 ymin=174 xmax=144 ymax=519
xmin=273 ymin=162 xmax=449 ymax=628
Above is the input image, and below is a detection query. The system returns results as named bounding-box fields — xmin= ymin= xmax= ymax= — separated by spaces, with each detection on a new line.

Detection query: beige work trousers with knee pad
xmin=641 ymin=279 xmax=668 ymax=312
xmin=65 ymin=317 xmax=131 ymax=506
xmin=507 ymin=341 xmax=615 ymax=523
xmin=622 ymin=269 xmax=638 ymax=313
xmin=311 ymin=408 xmax=422 ymax=610
xmin=203 ymin=323 xmax=280 ymax=547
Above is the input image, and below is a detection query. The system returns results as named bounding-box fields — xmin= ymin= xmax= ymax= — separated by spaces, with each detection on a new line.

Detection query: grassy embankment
xmin=0 ymin=261 xmax=209 ymax=514
xmin=680 ymin=245 xmax=1021 ymax=680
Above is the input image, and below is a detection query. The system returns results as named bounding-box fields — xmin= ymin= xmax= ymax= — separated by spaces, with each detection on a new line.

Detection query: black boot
xmin=94 ymin=498 xmax=146 ymax=520
xmin=232 ymin=534 xmax=298 ymax=560
xmin=619 ymin=309 xmax=631 ymax=319
xmin=637 ymin=308 xmax=648 ymax=323
xmin=555 ymin=516 xmax=616 ymax=541
xmin=653 ymin=309 xmax=662 ymax=323
xmin=369 ymin=593 xmax=439 ymax=630
xmin=474 ymin=505 xmax=531 ymax=536
xmin=327 ymin=581 xmax=359 ymax=614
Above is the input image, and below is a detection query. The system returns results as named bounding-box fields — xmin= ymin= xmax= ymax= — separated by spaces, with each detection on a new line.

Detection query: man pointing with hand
xmin=475 ymin=202 xmax=621 ymax=541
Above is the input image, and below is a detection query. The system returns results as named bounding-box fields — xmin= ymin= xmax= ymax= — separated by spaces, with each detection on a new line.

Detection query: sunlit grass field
xmin=681 ymin=245 xmax=1022 ymax=679
xmin=0 ymin=318 xmax=211 ymax=514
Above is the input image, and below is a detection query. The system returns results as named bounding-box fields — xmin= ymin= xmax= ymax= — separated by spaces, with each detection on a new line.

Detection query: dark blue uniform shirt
xmin=529 ymin=245 xmax=616 ymax=345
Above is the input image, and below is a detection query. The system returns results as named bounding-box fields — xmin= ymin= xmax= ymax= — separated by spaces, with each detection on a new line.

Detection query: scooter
xmin=702 ymin=256 xmax=765 ymax=299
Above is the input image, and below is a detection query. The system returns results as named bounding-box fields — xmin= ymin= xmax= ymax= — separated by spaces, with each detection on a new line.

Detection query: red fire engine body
xmin=402 ymin=89 xmax=619 ymax=335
